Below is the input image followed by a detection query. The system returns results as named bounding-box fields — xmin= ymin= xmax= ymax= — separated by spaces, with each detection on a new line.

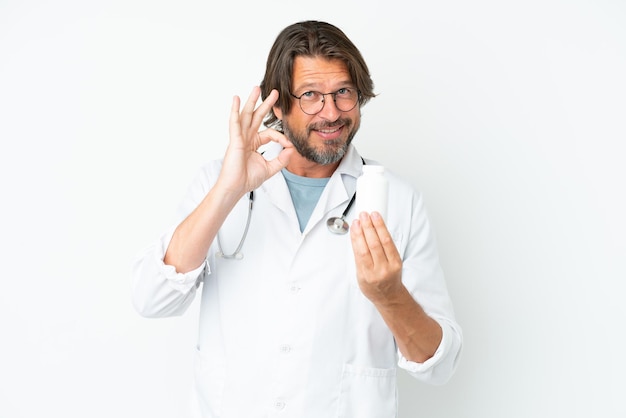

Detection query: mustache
xmin=308 ymin=118 xmax=351 ymax=131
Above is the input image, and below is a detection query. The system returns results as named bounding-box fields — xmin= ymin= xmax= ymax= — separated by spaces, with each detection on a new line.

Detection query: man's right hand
xmin=216 ymin=86 xmax=294 ymax=199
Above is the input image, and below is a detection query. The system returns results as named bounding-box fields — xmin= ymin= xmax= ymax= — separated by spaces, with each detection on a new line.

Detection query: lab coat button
xmin=279 ymin=344 xmax=291 ymax=354
xmin=288 ymin=284 xmax=300 ymax=294
xmin=274 ymin=400 xmax=286 ymax=410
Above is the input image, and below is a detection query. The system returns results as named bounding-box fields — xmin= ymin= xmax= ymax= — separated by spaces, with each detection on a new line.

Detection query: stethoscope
xmin=216 ymin=190 xmax=254 ymax=259
xmin=325 ymin=191 xmax=356 ymax=235
xmin=216 ymin=160 xmax=364 ymax=259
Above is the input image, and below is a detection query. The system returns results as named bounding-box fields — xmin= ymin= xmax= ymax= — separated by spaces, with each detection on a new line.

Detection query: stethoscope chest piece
xmin=325 ymin=168 xmax=361 ymax=235
xmin=326 ymin=216 xmax=349 ymax=235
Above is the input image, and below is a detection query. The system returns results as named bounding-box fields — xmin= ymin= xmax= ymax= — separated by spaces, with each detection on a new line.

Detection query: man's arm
xmin=350 ymin=211 xmax=442 ymax=362
xmin=164 ymin=87 xmax=293 ymax=273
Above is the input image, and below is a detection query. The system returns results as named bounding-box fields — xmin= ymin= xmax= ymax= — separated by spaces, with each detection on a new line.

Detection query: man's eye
xmin=336 ymin=88 xmax=355 ymax=97
xmin=302 ymin=91 xmax=316 ymax=98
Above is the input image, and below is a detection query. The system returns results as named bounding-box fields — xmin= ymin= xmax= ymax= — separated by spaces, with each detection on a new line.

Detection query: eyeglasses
xmin=290 ymin=87 xmax=360 ymax=115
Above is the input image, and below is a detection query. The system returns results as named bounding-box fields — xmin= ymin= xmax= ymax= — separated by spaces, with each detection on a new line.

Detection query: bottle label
xmin=356 ymin=166 xmax=388 ymax=221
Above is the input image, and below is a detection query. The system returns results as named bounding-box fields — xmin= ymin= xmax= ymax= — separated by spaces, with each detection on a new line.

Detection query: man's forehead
xmin=292 ymin=56 xmax=352 ymax=89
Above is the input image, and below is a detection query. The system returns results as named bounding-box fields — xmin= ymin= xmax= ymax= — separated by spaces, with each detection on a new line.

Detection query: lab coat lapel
xmin=304 ymin=145 xmax=364 ymax=234
xmin=261 ymin=170 xmax=296 ymax=216
xmin=256 ymin=142 xmax=365 ymax=233
xmin=255 ymin=141 xmax=298 ymax=218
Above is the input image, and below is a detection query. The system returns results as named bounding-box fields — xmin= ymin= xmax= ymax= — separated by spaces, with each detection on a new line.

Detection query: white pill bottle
xmin=355 ymin=165 xmax=389 ymax=221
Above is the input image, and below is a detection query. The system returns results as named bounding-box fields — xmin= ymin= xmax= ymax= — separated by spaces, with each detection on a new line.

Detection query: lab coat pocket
xmin=193 ymin=346 xmax=225 ymax=417
xmin=337 ymin=363 xmax=397 ymax=418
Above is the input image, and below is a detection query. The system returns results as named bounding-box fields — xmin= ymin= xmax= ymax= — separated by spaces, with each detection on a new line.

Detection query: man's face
xmin=276 ymin=56 xmax=361 ymax=165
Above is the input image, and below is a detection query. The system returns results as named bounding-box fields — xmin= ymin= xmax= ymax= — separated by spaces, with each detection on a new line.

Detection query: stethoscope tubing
xmin=216 ymin=159 xmax=364 ymax=258
xmin=216 ymin=190 xmax=254 ymax=259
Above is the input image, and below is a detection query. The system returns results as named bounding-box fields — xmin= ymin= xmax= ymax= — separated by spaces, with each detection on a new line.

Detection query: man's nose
xmin=317 ymin=94 xmax=341 ymax=120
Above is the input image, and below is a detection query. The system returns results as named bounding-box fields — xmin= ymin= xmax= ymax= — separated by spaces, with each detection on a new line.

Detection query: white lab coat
xmin=132 ymin=142 xmax=462 ymax=418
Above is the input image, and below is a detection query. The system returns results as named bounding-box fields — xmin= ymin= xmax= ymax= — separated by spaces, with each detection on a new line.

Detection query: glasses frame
xmin=289 ymin=88 xmax=361 ymax=115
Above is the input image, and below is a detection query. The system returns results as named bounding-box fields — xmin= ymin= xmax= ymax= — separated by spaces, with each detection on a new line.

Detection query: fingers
xmin=221 ymin=87 xmax=287 ymax=195
xmin=351 ymin=212 xmax=399 ymax=265
xmin=239 ymin=87 xmax=262 ymax=133
xmin=350 ymin=215 xmax=371 ymax=265
xmin=351 ymin=213 xmax=403 ymax=302
xmin=368 ymin=212 xmax=398 ymax=262
xmin=256 ymin=129 xmax=295 ymax=176
xmin=241 ymin=87 xmax=278 ymax=132
xmin=228 ymin=95 xmax=243 ymax=142
xmin=256 ymin=128 xmax=292 ymax=150
xmin=229 ymin=88 xmax=260 ymax=146
xmin=250 ymin=89 xmax=279 ymax=131
xmin=230 ymin=87 xmax=280 ymax=150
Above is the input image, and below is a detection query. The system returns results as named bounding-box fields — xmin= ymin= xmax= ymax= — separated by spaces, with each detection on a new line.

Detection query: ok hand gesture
xmin=217 ymin=86 xmax=294 ymax=197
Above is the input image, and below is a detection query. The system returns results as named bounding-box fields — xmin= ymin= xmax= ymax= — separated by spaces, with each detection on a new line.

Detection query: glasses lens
xmin=334 ymin=88 xmax=358 ymax=112
xmin=300 ymin=92 xmax=323 ymax=114
xmin=298 ymin=89 xmax=359 ymax=115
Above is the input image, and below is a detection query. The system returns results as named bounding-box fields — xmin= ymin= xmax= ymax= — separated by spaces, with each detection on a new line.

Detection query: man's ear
xmin=273 ymin=105 xmax=283 ymax=120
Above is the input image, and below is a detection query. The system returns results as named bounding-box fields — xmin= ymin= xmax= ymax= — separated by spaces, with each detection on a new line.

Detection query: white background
xmin=1 ymin=0 xmax=625 ymax=417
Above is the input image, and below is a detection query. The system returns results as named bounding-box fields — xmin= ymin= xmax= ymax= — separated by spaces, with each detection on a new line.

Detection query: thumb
xmin=265 ymin=146 xmax=295 ymax=177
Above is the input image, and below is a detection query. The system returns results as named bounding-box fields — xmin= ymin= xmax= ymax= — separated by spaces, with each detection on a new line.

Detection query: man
xmin=132 ymin=20 xmax=462 ymax=417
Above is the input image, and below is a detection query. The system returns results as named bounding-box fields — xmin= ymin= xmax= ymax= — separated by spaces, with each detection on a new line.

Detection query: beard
xmin=282 ymin=117 xmax=360 ymax=165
